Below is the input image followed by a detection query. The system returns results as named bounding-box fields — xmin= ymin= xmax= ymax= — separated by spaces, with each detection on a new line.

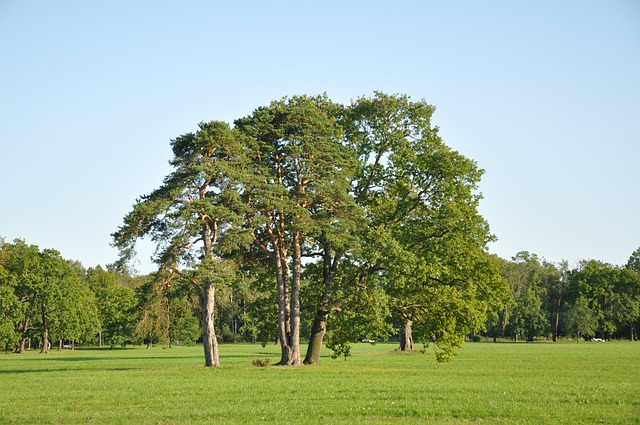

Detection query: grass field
xmin=1 ymin=341 xmax=638 ymax=424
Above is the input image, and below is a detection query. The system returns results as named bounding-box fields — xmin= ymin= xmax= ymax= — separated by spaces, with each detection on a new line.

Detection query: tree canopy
xmin=112 ymin=92 xmax=509 ymax=365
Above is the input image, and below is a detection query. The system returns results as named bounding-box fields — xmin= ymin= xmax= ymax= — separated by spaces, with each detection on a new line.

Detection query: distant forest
xmin=2 ymin=238 xmax=638 ymax=356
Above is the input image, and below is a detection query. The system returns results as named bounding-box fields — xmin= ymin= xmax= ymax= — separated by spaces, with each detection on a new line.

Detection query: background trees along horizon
xmin=2 ymin=93 xmax=638 ymax=365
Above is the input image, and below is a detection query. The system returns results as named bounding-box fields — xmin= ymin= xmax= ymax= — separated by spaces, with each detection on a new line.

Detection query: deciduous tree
xmin=564 ymin=296 xmax=598 ymax=343
xmin=304 ymin=93 xmax=508 ymax=362
xmin=86 ymin=267 xmax=136 ymax=348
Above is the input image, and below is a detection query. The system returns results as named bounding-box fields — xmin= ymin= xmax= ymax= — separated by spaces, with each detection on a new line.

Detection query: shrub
xmin=252 ymin=358 xmax=272 ymax=367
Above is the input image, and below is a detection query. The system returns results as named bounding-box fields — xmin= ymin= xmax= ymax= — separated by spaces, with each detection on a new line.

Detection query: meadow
xmin=0 ymin=341 xmax=638 ymax=424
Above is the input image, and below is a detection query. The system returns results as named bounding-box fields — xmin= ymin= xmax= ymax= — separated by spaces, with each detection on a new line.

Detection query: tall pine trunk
xmin=274 ymin=248 xmax=292 ymax=365
xmin=289 ymin=231 xmax=302 ymax=365
xmin=200 ymin=282 xmax=219 ymax=367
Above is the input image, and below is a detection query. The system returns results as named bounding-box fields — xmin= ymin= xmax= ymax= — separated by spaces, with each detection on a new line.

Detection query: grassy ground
xmin=0 ymin=341 xmax=638 ymax=424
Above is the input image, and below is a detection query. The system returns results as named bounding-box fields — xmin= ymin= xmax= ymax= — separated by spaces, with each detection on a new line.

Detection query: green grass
xmin=1 ymin=341 xmax=638 ymax=424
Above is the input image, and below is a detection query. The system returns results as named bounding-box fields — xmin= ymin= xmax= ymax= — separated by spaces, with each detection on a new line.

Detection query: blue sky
xmin=1 ymin=1 xmax=639 ymax=273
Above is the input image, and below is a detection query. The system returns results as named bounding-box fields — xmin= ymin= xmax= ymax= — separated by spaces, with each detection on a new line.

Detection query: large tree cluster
xmin=113 ymin=92 xmax=507 ymax=366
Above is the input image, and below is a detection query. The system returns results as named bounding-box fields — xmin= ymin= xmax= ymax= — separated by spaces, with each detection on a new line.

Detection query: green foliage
xmin=300 ymin=92 xmax=508 ymax=362
xmin=251 ymin=357 xmax=272 ymax=367
xmin=569 ymin=260 xmax=620 ymax=337
xmin=87 ymin=267 xmax=136 ymax=348
xmin=0 ymin=240 xmax=102 ymax=352
xmin=492 ymin=252 xmax=640 ymax=342
xmin=564 ymin=296 xmax=599 ymax=342
xmin=326 ymin=284 xmax=393 ymax=360
xmin=0 ymin=265 xmax=21 ymax=350
xmin=626 ymin=247 xmax=640 ymax=273
xmin=510 ymin=287 xmax=548 ymax=341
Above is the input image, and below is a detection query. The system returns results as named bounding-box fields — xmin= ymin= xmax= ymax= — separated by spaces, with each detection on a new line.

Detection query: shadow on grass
xmin=0 ymin=367 xmax=137 ymax=375
xmin=38 ymin=355 xmax=200 ymax=362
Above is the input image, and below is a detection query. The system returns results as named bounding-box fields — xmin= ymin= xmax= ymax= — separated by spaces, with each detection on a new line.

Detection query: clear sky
xmin=1 ymin=1 xmax=639 ymax=274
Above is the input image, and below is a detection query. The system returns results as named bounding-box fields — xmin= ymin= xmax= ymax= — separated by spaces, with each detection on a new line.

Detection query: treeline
xmin=2 ymin=239 xmax=638 ymax=357
xmin=0 ymin=239 xmax=137 ymax=352
xmin=0 ymin=238 xmax=207 ymax=352
xmin=488 ymin=251 xmax=640 ymax=343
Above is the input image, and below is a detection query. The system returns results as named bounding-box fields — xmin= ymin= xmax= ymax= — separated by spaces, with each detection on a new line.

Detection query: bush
xmin=252 ymin=358 xmax=272 ymax=367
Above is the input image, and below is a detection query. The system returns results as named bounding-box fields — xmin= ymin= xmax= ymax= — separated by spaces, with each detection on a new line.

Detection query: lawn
xmin=0 ymin=341 xmax=638 ymax=424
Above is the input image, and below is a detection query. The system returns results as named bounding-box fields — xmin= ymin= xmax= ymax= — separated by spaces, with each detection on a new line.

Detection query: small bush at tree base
xmin=252 ymin=357 xmax=271 ymax=367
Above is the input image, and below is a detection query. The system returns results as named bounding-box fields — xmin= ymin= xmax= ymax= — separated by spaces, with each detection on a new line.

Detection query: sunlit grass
xmin=1 ymin=341 xmax=638 ymax=424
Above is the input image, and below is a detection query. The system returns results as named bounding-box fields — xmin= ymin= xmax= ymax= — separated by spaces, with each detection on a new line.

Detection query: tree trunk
xmin=289 ymin=232 xmax=302 ymax=365
xmin=200 ymin=282 xmax=219 ymax=367
xmin=15 ymin=319 xmax=30 ymax=353
xmin=41 ymin=329 xmax=49 ymax=353
xmin=58 ymin=339 xmax=63 ymax=351
xmin=552 ymin=296 xmax=562 ymax=342
xmin=304 ymin=247 xmax=341 ymax=365
xmin=274 ymin=248 xmax=293 ymax=365
xmin=40 ymin=310 xmax=49 ymax=354
xmin=304 ymin=309 xmax=329 ymax=365
xmin=399 ymin=320 xmax=414 ymax=351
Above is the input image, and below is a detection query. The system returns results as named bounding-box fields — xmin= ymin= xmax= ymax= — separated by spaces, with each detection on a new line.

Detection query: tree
xmin=542 ymin=260 xmax=570 ymax=341
xmin=564 ymin=296 xmax=598 ymax=343
xmin=1 ymin=240 xmax=42 ymax=353
xmin=510 ymin=287 xmax=547 ymax=342
xmin=86 ymin=267 xmax=136 ymax=348
xmin=113 ymin=121 xmax=251 ymax=366
xmin=134 ymin=278 xmax=171 ymax=347
xmin=0 ymin=263 xmax=21 ymax=351
xmin=626 ymin=248 xmax=640 ymax=274
xmin=502 ymin=253 xmax=548 ymax=341
xmin=48 ymin=260 xmax=100 ymax=350
xmin=33 ymin=249 xmax=73 ymax=353
xmin=0 ymin=241 xmax=100 ymax=353
xmin=622 ymin=248 xmax=640 ymax=340
xmin=302 ymin=92 xmax=508 ymax=362
xmin=236 ymin=95 xmax=355 ymax=365
xmin=611 ymin=268 xmax=640 ymax=341
xmin=569 ymin=260 xmax=617 ymax=339
xmin=134 ymin=275 xmax=201 ymax=347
